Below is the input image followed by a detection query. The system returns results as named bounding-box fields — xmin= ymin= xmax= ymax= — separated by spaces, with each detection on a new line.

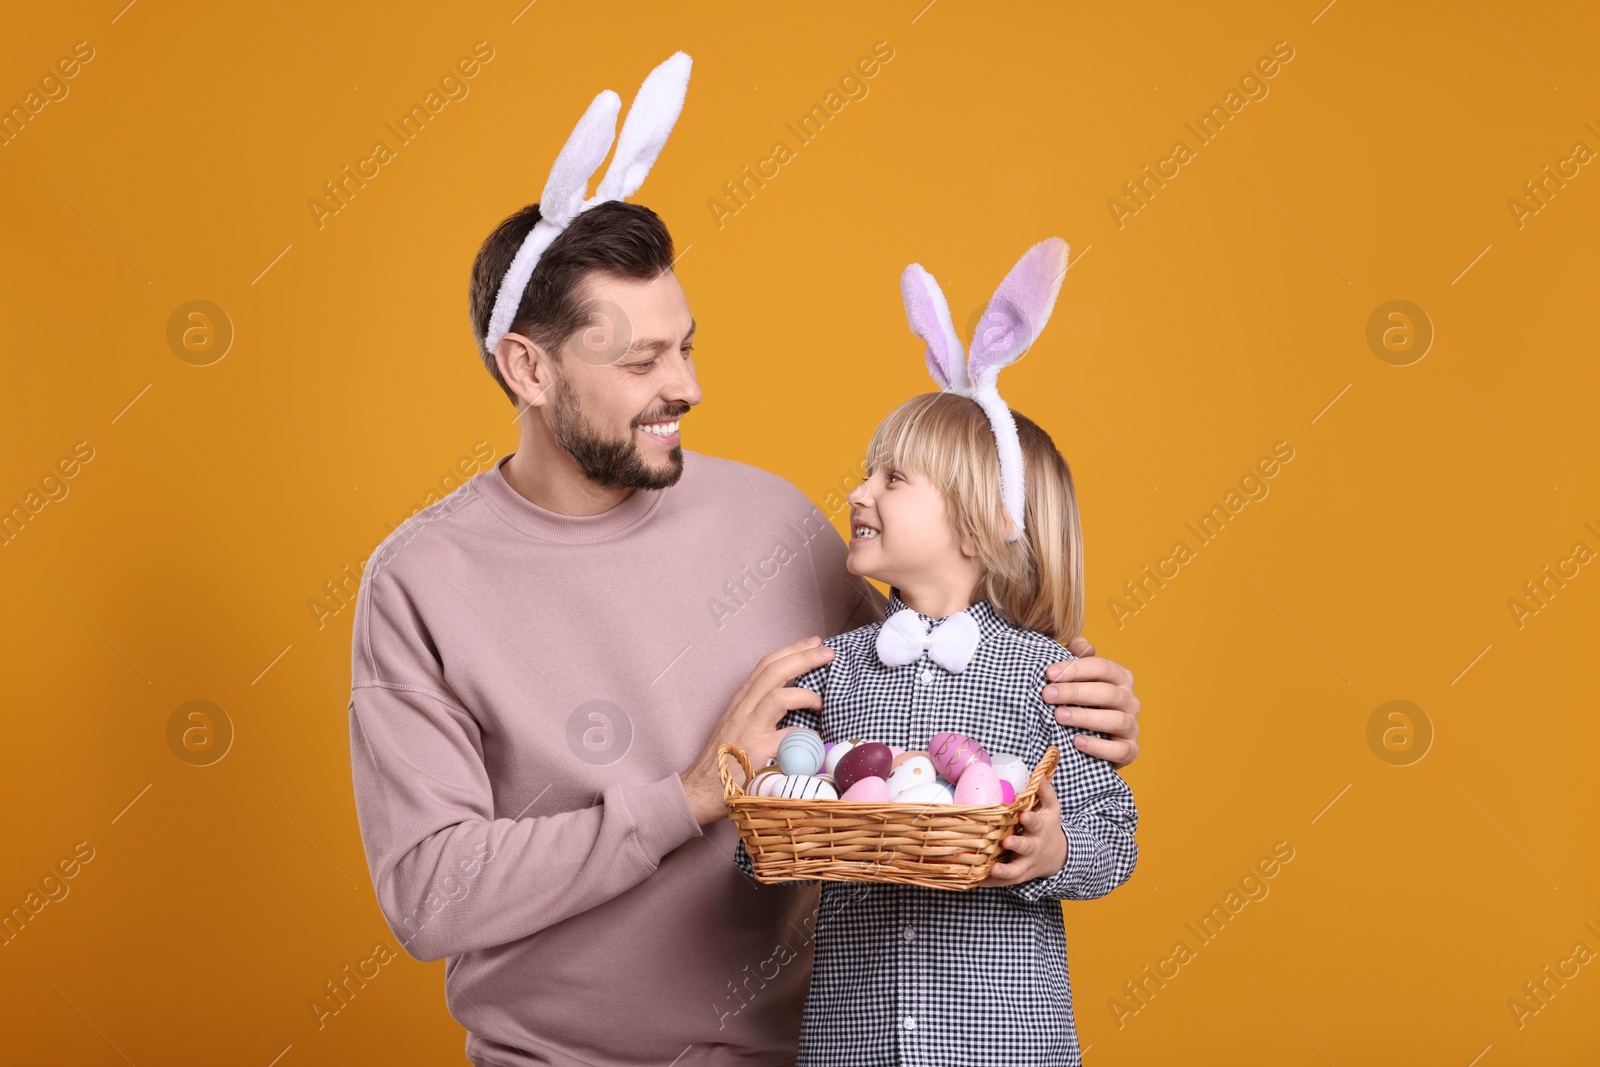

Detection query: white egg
xmin=895 ymin=781 xmax=955 ymax=805
xmin=885 ymin=755 xmax=936 ymax=799
xmin=989 ymin=753 xmax=1032 ymax=793
xmin=772 ymin=774 xmax=839 ymax=800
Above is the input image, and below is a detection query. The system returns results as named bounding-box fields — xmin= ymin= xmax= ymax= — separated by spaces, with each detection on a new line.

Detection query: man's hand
xmin=979 ymin=779 xmax=1067 ymax=887
xmin=679 ymin=637 xmax=835 ymax=825
xmin=1042 ymin=636 xmax=1140 ymax=770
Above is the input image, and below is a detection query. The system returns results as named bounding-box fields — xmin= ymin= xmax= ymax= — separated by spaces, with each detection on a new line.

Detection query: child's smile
xmin=846 ymin=466 xmax=978 ymax=603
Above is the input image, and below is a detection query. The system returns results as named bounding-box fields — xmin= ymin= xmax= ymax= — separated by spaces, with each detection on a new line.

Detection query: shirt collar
xmin=884 ymin=589 xmax=1010 ymax=643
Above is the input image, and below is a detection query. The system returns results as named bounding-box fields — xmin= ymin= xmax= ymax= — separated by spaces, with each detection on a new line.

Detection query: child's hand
xmin=979 ymin=778 xmax=1068 ymax=887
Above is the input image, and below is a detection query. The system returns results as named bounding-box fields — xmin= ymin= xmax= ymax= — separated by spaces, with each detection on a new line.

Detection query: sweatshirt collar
xmin=479 ymin=452 xmax=667 ymax=544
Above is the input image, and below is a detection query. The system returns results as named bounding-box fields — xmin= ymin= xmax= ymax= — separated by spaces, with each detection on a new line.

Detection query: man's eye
xmin=630 ymin=359 xmax=657 ymax=372
xmin=681 ymin=344 xmax=695 ymax=355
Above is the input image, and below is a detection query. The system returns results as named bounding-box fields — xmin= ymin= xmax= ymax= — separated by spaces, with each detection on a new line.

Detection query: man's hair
xmin=468 ymin=200 xmax=676 ymax=405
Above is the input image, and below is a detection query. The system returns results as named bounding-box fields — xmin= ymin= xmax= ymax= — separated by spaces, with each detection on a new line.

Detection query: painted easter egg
xmin=885 ymin=753 xmax=936 ymax=799
xmin=889 ymin=746 xmax=905 ymax=757
xmin=954 ymin=761 xmax=1003 ymax=805
xmin=833 ymin=742 xmax=894 ymax=794
xmin=777 ymin=729 xmax=826 ymax=776
xmin=928 ymin=732 xmax=990 ymax=783
xmin=895 ymin=780 xmax=955 ymax=805
xmin=747 ymin=765 xmax=785 ymax=797
xmin=824 ymin=740 xmax=857 ymax=776
xmin=989 ymin=752 xmax=1031 ymax=793
xmin=772 ymin=774 xmax=839 ymax=800
xmin=999 ymin=779 xmax=1016 ymax=804
xmin=840 ymin=775 xmax=890 ymax=802
xmin=757 ymin=770 xmax=796 ymax=797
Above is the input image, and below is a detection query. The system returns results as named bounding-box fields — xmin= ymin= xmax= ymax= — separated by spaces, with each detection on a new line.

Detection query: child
xmin=734 ymin=239 xmax=1138 ymax=1066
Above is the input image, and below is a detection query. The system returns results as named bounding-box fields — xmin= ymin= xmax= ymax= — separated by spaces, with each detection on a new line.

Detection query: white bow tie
xmin=875 ymin=608 xmax=981 ymax=674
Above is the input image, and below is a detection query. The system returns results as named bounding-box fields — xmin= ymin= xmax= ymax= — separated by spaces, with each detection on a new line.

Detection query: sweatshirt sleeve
xmin=1004 ymin=655 xmax=1139 ymax=904
xmin=348 ymin=565 xmax=703 ymax=962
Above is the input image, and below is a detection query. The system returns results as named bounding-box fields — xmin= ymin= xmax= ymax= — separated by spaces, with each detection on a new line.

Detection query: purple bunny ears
xmin=900 ymin=238 xmax=1070 ymax=541
xmin=484 ymin=52 xmax=693 ymax=357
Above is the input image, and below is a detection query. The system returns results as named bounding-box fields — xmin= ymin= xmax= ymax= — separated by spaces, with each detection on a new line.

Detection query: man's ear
xmin=495 ymin=331 xmax=559 ymax=410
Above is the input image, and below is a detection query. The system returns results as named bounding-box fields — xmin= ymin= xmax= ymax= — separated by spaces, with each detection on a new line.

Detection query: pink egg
xmin=929 ymin=732 xmax=990 ymax=783
xmin=954 ymin=761 xmax=1003 ymax=805
xmin=999 ymin=779 xmax=1016 ymax=804
xmin=889 ymin=746 xmax=905 ymax=757
xmin=840 ymin=775 xmax=890 ymax=802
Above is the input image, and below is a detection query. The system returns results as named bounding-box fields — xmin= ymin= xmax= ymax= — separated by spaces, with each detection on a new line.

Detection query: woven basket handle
xmin=1014 ymin=745 xmax=1061 ymax=809
xmin=717 ymin=742 xmax=754 ymax=800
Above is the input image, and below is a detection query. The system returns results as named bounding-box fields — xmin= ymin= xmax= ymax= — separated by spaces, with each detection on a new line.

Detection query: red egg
xmin=833 ymin=742 xmax=894 ymax=794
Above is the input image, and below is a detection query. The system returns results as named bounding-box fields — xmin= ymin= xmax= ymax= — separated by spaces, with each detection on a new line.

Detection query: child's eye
xmin=888 ymin=471 xmax=903 ymax=484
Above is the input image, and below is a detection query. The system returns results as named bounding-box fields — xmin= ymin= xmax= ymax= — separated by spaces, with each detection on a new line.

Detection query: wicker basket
xmin=719 ymin=742 xmax=1060 ymax=891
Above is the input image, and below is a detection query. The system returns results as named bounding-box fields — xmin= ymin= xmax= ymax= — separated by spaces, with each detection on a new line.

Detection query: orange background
xmin=2 ymin=1 xmax=1596 ymax=1063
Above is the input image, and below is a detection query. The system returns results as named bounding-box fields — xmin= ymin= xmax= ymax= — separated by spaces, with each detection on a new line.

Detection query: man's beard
xmin=547 ymin=375 xmax=686 ymax=491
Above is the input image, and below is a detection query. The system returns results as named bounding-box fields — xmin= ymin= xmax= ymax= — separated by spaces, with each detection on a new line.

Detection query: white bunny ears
xmin=483 ymin=52 xmax=693 ymax=357
xmin=900 ymin=238 xmax=1070 ymax=541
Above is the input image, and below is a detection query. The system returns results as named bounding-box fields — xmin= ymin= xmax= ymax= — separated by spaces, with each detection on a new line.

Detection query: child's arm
xmin=993 ymin=661 xmax=1139 ymax=902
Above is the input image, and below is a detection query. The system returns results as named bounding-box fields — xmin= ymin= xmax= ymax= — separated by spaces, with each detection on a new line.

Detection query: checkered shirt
xmin=734 ymin=592 xmax=1139 ymax=1066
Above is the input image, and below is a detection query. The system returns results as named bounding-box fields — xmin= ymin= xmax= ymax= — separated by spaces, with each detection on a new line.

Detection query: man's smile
xmin=638 ymin=418 xmax=681 ymax=444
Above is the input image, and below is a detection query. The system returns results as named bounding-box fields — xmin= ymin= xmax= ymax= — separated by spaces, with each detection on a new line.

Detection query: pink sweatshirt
xmin=348 ymin=450 xmax=883 ymax=1066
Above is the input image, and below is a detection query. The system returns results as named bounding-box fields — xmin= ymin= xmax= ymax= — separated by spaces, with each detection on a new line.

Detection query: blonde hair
xmin=863 ymin=392 xmax=1084 ymax=646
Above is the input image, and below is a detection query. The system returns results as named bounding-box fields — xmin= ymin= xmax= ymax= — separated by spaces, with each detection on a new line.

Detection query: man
xmin=347 ymin=196 xmax=1142 ymax=1065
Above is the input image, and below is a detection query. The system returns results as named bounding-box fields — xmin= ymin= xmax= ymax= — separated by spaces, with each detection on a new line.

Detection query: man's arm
xmin=348 ymin=568 xmax=703 ymax=963
xmin=349 ymin=681 xmax=703 ymax=963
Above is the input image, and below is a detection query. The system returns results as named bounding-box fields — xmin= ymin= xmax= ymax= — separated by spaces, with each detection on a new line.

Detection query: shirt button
xmin=918 ymin=668 xmax=934 ymax=685
xmin=902 ymin=1015 xmax=917 ymax=1031
xmin=902 ymin=926 xmax=916 ymax=942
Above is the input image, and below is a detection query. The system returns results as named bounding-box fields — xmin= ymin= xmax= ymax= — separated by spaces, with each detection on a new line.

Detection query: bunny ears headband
xmin=900 ymin=238 xmax=1070 ymax=542
xmin=483 ymin=52 xmax=693 ymax=357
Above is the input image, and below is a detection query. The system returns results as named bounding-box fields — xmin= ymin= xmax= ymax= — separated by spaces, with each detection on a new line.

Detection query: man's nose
xmin=663 ymin=350 xmax=703 ymax=409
